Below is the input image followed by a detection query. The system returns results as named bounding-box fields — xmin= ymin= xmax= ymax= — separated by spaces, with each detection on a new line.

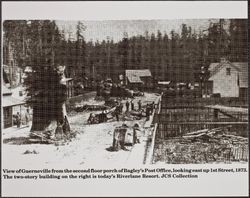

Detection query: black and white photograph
xmin=1 ymin=1 xmax=248 ymax=197
xmin=2 ymin=18 xmax=248 ymax=166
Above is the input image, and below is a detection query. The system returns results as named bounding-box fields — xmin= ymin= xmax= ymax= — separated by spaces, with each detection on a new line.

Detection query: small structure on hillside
xmin=125 ymin=69 xmax=152 ymax=90
xmin=206 ymin=58 xmax=248 ymax=98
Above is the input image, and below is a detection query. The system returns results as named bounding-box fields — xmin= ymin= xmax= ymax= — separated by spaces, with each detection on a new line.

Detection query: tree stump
xmin=112 ymin=126 xmax=127 ymax=151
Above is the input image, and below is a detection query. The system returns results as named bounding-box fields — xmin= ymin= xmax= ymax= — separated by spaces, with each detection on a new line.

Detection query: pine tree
xmin=229 ymin=19 xmax=248 ymax=62
xmin=118 ymin=32 xmax=129 ymax=81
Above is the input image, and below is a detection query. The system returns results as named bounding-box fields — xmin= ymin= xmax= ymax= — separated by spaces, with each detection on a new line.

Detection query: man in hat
xmin=130 ymin=100 xmax=134 ymax=111
xmin=114 ymin=106 xmax=120 ymax=121
xmin=126 ymin=100 xmax=130 ymax=112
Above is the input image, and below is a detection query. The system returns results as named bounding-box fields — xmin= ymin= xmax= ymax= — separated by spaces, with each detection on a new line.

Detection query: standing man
xmin=150 ymin=101 xmax=155 ymax=115
xmin=130 ymin=100 xmax=134 ymax=111
xmin=119 ymin=103 xmax=123 ymax=114
xmin=138 ymin=100 xmax=142 ymax=111
xmin=132 ymin=123 xmax=141 ymax=144
xmin=114 ymin=106 xmax=120 ymax=121
xmin=146 ymin=104 xmax=150 ymax=121
xmin=126 ymin=101 xmax=130 ymax=112
xmin=16 ymin=112 xmax=21 ymax=128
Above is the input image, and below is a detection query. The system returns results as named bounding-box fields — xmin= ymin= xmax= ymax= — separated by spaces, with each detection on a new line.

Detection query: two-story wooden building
xmin=207 ymin=58 xmax=248 ymax=98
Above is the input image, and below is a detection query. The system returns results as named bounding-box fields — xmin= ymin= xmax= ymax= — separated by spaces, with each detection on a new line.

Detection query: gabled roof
xmin=2 ymin=85 xmax=12 ymax=96
xmin=125 ymin=69 xmax=152 ymax=83
xmin=208 ymin=61 xmax=240 ymax=76
xmin=209 ymin=61 xmax=248 ymax=88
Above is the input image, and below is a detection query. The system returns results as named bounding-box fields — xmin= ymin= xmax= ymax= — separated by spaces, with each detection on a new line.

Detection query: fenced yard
xmin=151 ymin=95 xmax=248 ymax=164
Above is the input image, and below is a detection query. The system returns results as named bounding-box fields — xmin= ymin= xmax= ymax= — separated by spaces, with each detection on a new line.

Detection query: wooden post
xmin=213 ymin=109 xmax=219 ymax=121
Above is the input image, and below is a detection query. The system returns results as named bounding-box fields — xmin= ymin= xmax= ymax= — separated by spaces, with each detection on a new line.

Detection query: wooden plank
xmin=206 ymin=105 xmax=248 ymax=114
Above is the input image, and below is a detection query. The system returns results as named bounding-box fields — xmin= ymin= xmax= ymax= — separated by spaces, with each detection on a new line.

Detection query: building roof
xmin=2 ymin=85 xmax=12 ymax=96
xmin=208 ymin=61 xmax=240 ymax=75
xmin=158 ymin=81 xmax=171 ymax=85
xmin=125 ymin=69 xmax=152 ymax=83
xmin=209 ymin=61 xmax=248 ymax=88
xmin=2 ymin=95 xmax=25 ymax=107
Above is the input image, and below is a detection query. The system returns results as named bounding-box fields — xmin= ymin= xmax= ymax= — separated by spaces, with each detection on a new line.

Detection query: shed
xmin=125 ymin=69 xmax=152 ymax=90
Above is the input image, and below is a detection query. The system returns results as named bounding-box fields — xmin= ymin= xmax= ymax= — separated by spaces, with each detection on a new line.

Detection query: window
xmin=226 ymin=68 xmax=231 ymax=75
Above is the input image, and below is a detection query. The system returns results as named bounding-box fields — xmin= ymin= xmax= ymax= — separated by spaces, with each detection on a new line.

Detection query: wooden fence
xmin=156 ymin=96 xmax=248 ymax=139
xmin=161 ymin=96 xmax=248 ymax=108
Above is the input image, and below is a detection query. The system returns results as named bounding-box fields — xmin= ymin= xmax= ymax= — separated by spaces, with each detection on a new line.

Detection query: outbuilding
xmin=125 ymin=69 xmax=153 ymax=90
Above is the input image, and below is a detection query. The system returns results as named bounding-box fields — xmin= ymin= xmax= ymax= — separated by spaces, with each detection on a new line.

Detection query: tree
xmin=206 ymin=19 xmax=229 ymax=62
xmin=228 ymin=19 xmax=248 ymax=62
xmin=23 ymin=20 xmax=68 ymax=132
xmin=118 ymin=32 xmax=129 ymax=82
xmin=75 ymin=21 xmax=87 ymax=86
xmin=3 ymin=20 xmax=29 ymax=69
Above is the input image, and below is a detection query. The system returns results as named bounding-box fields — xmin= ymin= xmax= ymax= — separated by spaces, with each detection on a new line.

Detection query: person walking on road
xmin=133 ymin=123 xmax=141 ymax=144
xmin=114 ymin=106 xmax=120 ymax=121
xmin=138 ymin=100 xmax=142 ymax=111
xmin=130 ymin=100 xmax=134 ymax=111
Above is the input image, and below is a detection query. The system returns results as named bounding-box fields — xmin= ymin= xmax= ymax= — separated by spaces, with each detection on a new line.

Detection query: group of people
xmin=112 ymin=123 xmax=142 ymax=151
xmin=87 ymin=99 xmax=156 ymax=124
xmin=87 ymin=111 xmax=108 ymax=124
xmin=14 ymin=108 xmax=31 ymax=128
xmin=125 ymin=100 xmax=142 ymax=112
xmin=113 ymin=100 xmax=143 ymax=121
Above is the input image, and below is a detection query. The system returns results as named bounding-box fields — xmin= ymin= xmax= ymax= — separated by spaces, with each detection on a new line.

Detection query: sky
xmin=56 ymin=19 xmax=224 ymax=43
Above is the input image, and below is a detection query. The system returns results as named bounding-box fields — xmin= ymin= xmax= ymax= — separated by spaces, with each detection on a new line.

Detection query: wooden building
xmin=125 ymin=69 xmax=153 ymax=90
xmin=207 ymin=58 xmax=248 ymax=98
xmin=2 ymin=85 xmax=25 ymax=128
